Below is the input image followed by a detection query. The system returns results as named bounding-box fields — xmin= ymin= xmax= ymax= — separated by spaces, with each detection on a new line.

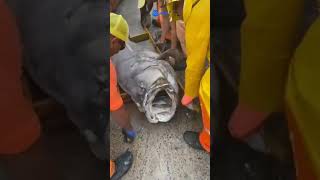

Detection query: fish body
xmin=112 ymin=42 xmax=179 ymax=123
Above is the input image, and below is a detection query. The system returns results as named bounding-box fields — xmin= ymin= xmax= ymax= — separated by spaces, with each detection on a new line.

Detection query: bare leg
xmin=170 ymin=20 xmax=177 ymax=49
xmin=176 ymin=20 xmax=186 ymax=56
xmin=158 ymin=0 xmax=170 ymax=43
xmin=111 ymin=106 xmax=133 ymax=131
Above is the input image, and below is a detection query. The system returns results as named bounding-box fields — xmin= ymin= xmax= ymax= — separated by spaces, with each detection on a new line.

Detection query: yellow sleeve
xmin=286 ymin=18 xmax=320 ymax=178
xmin=184 ymin=0 xmax=210 ymax=98
xmin=239 ymin=0 xmax=304 ymax=112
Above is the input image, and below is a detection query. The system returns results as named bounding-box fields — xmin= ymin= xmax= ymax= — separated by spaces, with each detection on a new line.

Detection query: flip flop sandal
xmin=122 ymin=129 xmax=136 ymax=143
xmin=111 ymin=150 xmax=134 ymax=180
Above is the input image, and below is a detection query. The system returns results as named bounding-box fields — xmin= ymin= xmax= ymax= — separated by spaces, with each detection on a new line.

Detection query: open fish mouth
xmin=112 ymin=43 xmax=179 ymax=123
xmin=144 ymin=79 xmax=177 ymax=123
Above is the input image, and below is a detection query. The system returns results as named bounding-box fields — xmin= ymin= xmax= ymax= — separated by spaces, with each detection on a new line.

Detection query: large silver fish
xmin=112 ymin=42 xmax=179 ymax=123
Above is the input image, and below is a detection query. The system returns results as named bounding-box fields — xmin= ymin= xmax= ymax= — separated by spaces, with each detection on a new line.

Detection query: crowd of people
xmin=109 ymin=0 xmax=210 ymax=179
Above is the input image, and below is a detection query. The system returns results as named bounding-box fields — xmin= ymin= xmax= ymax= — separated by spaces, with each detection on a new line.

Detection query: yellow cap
xmin=110 ymin=13 xmax=129 ymax=42
xmin=138 ymin=0 xmax=145 ymax=8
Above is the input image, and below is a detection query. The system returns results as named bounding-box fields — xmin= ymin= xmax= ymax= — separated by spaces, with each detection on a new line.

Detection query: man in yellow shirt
xmin=181 ymin=0 xmax=211 ymax=153
xmin=228 ymin=0 xmax=320 ymax=179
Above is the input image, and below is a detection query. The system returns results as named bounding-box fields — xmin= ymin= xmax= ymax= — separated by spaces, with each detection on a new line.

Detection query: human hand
xmin=181 ymin=95 xmax=193 ymax=106
xmin=157 ymin=48 xmax=185 ymax=62
xmin=181 ymin=95 xmax=197 ymax=111
xmin=228 ymin=103 xmax=269 ymax=140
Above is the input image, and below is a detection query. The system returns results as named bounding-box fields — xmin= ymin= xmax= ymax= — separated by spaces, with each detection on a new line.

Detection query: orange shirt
xmin=0 ymin=0 xmax=40 ymax=154
xmin=110 ymin=60 xmax=123 ymax=111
